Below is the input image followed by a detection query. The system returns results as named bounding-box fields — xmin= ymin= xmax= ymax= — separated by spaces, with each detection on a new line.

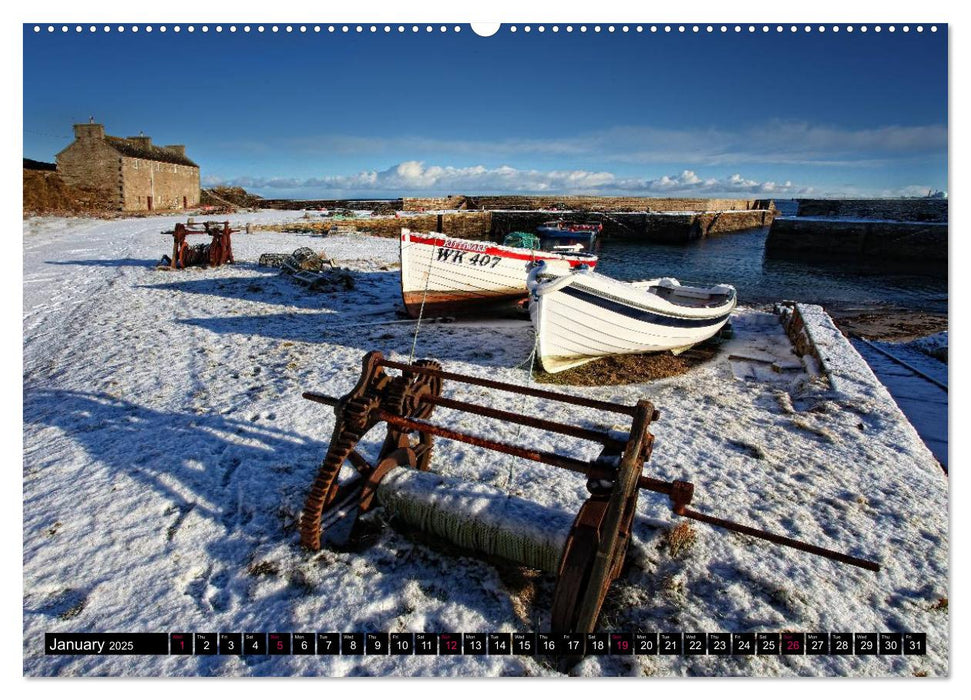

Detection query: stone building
xmin=56 ymin=123 xmax=200 ymax=212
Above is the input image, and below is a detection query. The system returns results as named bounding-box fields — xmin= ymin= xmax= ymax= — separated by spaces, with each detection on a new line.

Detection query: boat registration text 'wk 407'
xmin=436 ymin=248 xmax=502 ymax=268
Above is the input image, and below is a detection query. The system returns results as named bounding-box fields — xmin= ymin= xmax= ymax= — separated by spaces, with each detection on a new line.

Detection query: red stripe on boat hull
xmin=404 ymin=232 xmax=597 ymax=268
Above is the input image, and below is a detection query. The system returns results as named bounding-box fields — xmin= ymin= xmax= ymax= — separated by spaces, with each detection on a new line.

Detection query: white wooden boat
xmin=526 ymin=261 xmax=736 ymax=373
xmin=399 ymin=228 xmax=598 ymax=318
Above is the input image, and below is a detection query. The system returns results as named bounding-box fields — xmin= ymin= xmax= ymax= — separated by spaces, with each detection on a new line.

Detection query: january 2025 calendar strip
xmin=45 ymin=632 xmax=927 ymax=656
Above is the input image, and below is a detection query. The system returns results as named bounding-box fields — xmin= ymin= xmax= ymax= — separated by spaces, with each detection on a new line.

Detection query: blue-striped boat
xmin=527 ymin=261 xmax=736 ymax=373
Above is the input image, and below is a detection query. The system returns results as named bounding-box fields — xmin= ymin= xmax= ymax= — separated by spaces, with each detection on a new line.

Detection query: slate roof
xmin=105 ymin=136 xmax=198 ymax=168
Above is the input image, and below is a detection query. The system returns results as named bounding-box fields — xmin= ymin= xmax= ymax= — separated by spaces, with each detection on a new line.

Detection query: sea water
xmin=595 ymin=227 xmax=947 ymax=315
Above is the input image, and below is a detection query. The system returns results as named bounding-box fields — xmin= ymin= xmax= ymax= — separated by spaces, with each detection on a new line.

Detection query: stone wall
xmin=259 ymin=198 xmax=403 ymax=213
xmin=55 ymin=139 xmax=124 ymax=209
xmin=23 ymin=168 xmax=116 ymax=215
xmin=490 ymin=209 xmax=773 ymax=243
xmin=275 ymin=212 xmax=494 ymax=239
xmin=392 ymin=212 xmax=493 ymax=238
xmin=795 ymin=198 xmax=948 ymax=223
xmin=262 ymin=206 xmax=772 ymax=243
xmin=401 ymin=196 xmax=470 ymax=210
xmin=259 ymin=194 xmax=777 ymax=217
xmin=299 ymin=208 xmax=772 ymax=243
xmin=120 ymin=157 xmax=200 ymax=211
xmin=766 ymin=218 xmax=947 ymax=262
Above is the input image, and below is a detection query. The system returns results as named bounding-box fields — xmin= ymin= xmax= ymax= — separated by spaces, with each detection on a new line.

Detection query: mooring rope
xmin=408 ymin=236 xmax=439 ymax=364
xmin=501 ymin=318 xmax=540 ymax=493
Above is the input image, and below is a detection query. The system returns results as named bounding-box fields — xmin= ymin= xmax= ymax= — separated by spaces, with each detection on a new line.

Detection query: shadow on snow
xmin=23 ymin=389 xmax=535 ymax=675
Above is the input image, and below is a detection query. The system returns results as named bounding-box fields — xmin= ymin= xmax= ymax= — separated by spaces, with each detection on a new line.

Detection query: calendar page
xmin=20 ymin=4 xmax=950 ymax=682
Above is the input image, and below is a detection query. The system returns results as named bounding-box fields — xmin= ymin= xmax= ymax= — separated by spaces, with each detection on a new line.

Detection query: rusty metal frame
xmin=162 ymin=221 xmax=236 ymax=269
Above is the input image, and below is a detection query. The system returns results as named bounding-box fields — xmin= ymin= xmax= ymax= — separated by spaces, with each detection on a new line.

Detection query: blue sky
xmin=23 ymin=24 xmax=947 ymax=199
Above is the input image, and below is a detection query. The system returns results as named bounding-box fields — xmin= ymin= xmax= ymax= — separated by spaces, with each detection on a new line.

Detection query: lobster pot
xmin=375 ymin=468 xmax=574 ymax=573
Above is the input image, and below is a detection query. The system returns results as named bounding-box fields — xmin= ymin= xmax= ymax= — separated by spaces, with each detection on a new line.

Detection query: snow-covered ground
xmin=23 ymin=212 xmax=948 ymax=677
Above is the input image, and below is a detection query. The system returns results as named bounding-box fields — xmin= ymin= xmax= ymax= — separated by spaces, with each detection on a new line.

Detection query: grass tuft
xmin=666 ymin=522 xmax=697 ymax=558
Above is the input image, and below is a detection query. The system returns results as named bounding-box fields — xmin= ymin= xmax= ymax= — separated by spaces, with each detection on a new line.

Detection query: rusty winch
xmin=299 ymin=351 xmax=879 ymax=636
xmin=159 ymin=220 xmax=236 ymax=270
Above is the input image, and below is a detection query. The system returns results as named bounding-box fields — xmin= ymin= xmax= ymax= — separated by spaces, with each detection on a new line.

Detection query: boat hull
xmin=529 ymin=271 xmax=735 ymax=373
xmin=400 ymin=229 xmax=597 ymax=318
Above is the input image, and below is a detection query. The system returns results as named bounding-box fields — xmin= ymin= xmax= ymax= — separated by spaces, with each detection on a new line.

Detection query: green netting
xmin=503 ymin=231 xmax=542 ymax=250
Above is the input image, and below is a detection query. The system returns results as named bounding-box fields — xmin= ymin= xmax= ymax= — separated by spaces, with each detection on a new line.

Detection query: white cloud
xmin=206 ymin=161 xmax=943 ymax=199
xmin=206 ymin=162 xmax=823 ymax=198
xmin=212 ymin=161 xmax=615 ymax=196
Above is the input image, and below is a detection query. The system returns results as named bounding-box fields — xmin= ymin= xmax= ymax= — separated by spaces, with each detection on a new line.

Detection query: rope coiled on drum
xmin=376 ymin=468 xmax=573 ymax=572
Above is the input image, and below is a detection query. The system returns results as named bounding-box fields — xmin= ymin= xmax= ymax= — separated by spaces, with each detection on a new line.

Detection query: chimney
xmin=128 ymin=134 xmax=152 ymax=149
xmin=73 ymin=123 xmax=105 ymax=140
xmin=165 ymin=144 xmax=186 ymax=157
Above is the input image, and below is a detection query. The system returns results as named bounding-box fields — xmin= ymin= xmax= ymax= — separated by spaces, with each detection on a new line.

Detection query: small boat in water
xmin=536 ymin=220 xmax=602 ymax=251
xmin=400 ymin=228 xmax=598 ymax=318
xmin=526 ymin=261 xmax=737 ymax=373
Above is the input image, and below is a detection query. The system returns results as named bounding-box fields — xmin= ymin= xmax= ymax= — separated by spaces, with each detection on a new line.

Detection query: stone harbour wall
xmin=259 ymin=198 xmax=403 ymax=213
xmin=258 ymin=196 xmax=778 ymax=242
xmin=277 ymin=207 xmax=773 ymax=243
xmin=490 ymin=208 xmax=774 ymax=242
xmin=766 ymin=217 xmax=947 ymax=262
xmin=270 ymin=212 xmax=494 ymax=239
xmin=795 ymin=198 xmax=948 ymax=223
xmin=401 ymin=196 xmax=471 ymax=211
xmin=401 ymin=195 xmax=776 ymax=213
xmin=378 ymin=212 xmax=493 ymax=239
